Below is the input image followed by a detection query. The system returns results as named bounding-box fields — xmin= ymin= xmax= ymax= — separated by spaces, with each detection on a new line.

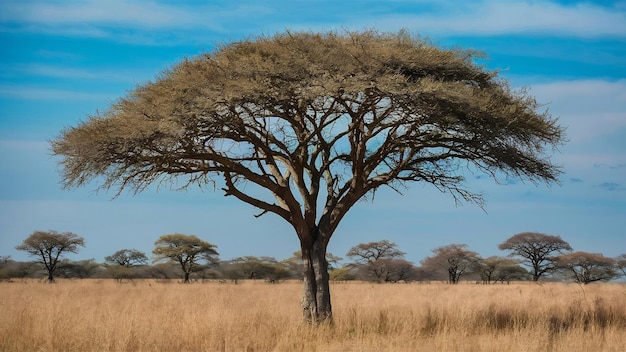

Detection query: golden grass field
xmin=1 ymin=279 xmax=625 ymax=352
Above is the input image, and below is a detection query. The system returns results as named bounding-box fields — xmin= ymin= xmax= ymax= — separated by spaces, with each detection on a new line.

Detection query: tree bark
xmin=47 ymin=271 xmax=55 ymax=283
xmin=301 ymin=236 xmax=332 ymax=324
xmin=183 ymin=271 xmax=190 ymax=283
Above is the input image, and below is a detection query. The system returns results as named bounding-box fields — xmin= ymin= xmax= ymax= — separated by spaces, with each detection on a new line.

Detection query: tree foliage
xmin=616 ymin=254 xmax=626 ymax=277
xmin=105 ymin=249 xmax=149 ymax=267
xmin=222 ymin=256 xmax=290 ymax=282
xmin=153 ymin=234 xmax=219 ymax=283
xmin=51 ymin=30 xmax=565 ymax=322
xmin=346 ymin=240 xmax=408 ymax=282
xmin=421 ymin=244 xmax=481 ymax=284
xmin=498 ymin=232 xmax=572 ymax=281
xmin=556 ymin=251 xmax=619 ymax=284
xmin=15 ymin=230 xmax=85 ymax=282
xmin=478 ymin=256 xmax=528 ymax=284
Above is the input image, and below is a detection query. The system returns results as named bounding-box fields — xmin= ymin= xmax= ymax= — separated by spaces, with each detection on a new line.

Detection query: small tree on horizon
xmin=346 ymin=240 xmax=406 ymax=282
xmin=104 ymin=249 xmax=149 ymax=281
xmin=616 ymin=254 xmax=626 ymax=277
xmin=105 ymin=249 xmax=149 ymax=267
xmin=51 ymin=30 xmax=565 ymax=322
xmin=15 ymin=230 xmax=85 ymax=282
xmin=498 ymin=232 xmax=572 ymax=281
xmin=556 ymin=251 xmax=619 ymax=284
xmin=153 ymin=234 xmax=219 ymax=283
xmin=421 ymin=244 xmax=481 ymax=284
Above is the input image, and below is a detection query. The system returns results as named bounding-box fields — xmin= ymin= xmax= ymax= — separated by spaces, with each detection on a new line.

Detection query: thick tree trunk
xmin=301 ymin=236 xmax=332 ymax=324
xmin=47 ymin=271 xmax=55 ymax=283
xmin=183 ymin=272 xmax=190 ymax=283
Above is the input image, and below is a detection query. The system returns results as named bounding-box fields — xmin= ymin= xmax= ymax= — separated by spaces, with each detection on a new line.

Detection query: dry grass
xmin=1 ymin=280 xmax=625 ymax=351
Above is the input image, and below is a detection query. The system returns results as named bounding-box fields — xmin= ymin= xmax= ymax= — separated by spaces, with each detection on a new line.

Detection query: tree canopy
xmin=105 ymin=249 xmax=148 ymax=267
xmin=51 ymin=30 xmax=565 ymax=322
xmin=499 ymin=232 xmax=572 ymax=281
xmin=421 ymin=244 xmax=481 ymax=284
xmin=556 ymin=251 xmax=619 ymax=284
xmin=153 ymin=234 xmax=219 ymax=283
xmin=15 ymin=230 xmax=85 ymax=282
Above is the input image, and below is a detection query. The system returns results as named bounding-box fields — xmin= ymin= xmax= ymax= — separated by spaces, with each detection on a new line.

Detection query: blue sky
xmin=1 ymin=0 xmax=625 ymax=265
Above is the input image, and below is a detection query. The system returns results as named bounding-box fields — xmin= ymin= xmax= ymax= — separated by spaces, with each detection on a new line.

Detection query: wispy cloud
xmin=374 ymin=1 xmax=626 ymax=38
xmin=1 ymin=0 xmax=201 ymax=29
xmin=0 ymin=85 xmax=114 ymax=101
xmin=529 ymin=79 xmax=626 ymax=144
xmin=596 ymin=182 xmax=621 ymax=191
xmin=0 ymin=64 xmax=139 ymax=83
xmin=1 ymin=0 xmax=625 ymax=43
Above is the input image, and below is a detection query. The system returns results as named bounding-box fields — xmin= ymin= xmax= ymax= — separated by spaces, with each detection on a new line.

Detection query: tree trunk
xmin=301 ymin=236 xmax=332 ymax=324
xmin=183 ymin=271 xmax=190 ymax=283
xmin=47 ymin=271 xmax=55 ymax=283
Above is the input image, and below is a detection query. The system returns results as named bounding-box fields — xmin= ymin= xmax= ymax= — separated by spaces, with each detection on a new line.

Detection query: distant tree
xmin=421 ymin=244 xmax=481 ymax=284
xmin=556 ymin=251 xmax=619 ymax=284
xmin=105 ymin=249 xmax=148 ymax=267
xmin=15 ymin=230 xmax=85 ymax=282
xmin=223 ymin=256 xmax=290 ymax=282
xmin=347 ymin=240 xmax=406 ymax=282
xmin=153 ymin=234 xmax=219 ymax=283
xmin=493 ymin=263 xmax=530 ymax=283
xmin=104 ymin=249 xmax=149 ymax=281
xmin=0 ymin=256 xmax=12 ymax=281
xmin=52 ymin=30 xmax=565 ymax=322
xmin=384 ymin=258 xmax=419 ymax=282
xmin=56 ymin=259 xmax=102 ymax=279
xmin=281 ymin=251 xmax=343 ymax=280
xmin=479 ymin=256 xmax=505 ymax=284
xmin=329 ymin=266 xmax=357 ymax=281
xmin=615 ymin=254 xmax=626 ymax=277
xmin=478 ymin=256 xmax=529 ymax=283
xmin=0 ymin=259 xmax=38 ymax=281
xmin=498 ymin=232 xmax=572 ymax=281
xmin=145 ymin=262 xmax=180 ymax=281
xmin=325 ymin=253 xmax=344 ymax=271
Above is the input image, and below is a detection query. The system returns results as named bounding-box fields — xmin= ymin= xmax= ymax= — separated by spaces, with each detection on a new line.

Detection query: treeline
xmin=3 ymin=230 xmax=625 ymax=284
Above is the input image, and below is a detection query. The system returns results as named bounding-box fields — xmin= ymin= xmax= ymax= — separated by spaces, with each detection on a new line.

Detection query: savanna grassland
xmin=1 ymin=280 xmax=625 ymax=352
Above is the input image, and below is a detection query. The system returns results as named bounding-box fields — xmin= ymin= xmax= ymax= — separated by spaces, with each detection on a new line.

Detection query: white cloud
xmin=529 ymin=79 xmax=626 ymax=144
xmin=361 ymin=1 xmax=626 ymax=38
xmin=524 ymin=79 xmax=626 ymax=189
xmin=1 ymin=0 xmax=625 ymax=42
xmin=0 ymin=85 xmax=114 ymax=101
xmin=1 ymin=0 xmax=196 ymax=28
xmin=1 ymin=64 xmax=136 ymax=83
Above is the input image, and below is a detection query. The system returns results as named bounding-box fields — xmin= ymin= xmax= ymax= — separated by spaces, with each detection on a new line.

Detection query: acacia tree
xmin=105 ymin=249 xmax=149 ymax=267
xmin=15 ymin=230 xmax=85 ymax=282
xmin=51 ymin=31 xmax=564 ymax=322
xmin=105 ymin=248 xmax=149 ymax=281
xmin=346 ymin=240 xmax=406 ymax=282
xmin=421 ymin=244 xmax=481 ymax=284
xmin=616 ymin=254 xmax=626 ymax=277
xmin=556 ymin=251 xmax=619 ymax=284
xmin=499 ymin=232 xmax=572 ymax=281
xmin=478 ymin=256 xmax=528 ymax=284
xmin=153 ymin=234 xmax=219 ymax=283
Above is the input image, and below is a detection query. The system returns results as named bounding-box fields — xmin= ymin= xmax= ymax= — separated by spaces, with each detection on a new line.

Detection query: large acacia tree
xmin=52 ymin=30 xmax=564 ymax=322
